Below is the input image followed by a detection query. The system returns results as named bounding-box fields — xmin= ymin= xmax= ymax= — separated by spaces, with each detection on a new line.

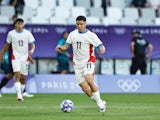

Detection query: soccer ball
xmin=60 ymin=99 xmax=74 ymax=113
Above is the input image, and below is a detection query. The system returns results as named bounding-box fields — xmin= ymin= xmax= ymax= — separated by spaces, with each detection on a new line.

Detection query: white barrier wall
xmin=1 ymin=74 xmax=160 ymax=93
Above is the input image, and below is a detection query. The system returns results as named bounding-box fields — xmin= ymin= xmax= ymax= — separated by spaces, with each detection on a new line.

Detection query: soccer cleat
xmin=97 ymin=100 xmax=106 ymax=112
xmin=17 ymin=97 xmax=24 ymax=101
xmin=22 ymin=92 xmax=34 ymax=97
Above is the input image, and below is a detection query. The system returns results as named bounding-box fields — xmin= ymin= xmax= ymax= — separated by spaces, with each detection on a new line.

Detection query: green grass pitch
xmin=0 ymin=93 xmax=160 ymax=120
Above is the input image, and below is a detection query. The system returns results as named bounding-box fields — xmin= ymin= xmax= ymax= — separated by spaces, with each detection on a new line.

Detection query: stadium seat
xmin=0 ymin=6 xmax=15 ymax=18
xmin=24 ymin=0 xmax=40 ymax=9
xmin=0 ymin=16 xmax=10 ymax=24
xmin=154 ymin=18 xmax=160 ymax=25
xmin=57 ymin=0 xmax=74 ymax=9
xmin=36 ymin=7 xmax=53 ymax=19
xmin=89 ymin=7 xmax=104 ymax=18
xmin=138 ymin=18 xmax=155 ymax=26
xmin=107 ymin=7 xmax=123 ymax=20
xmin=86 ymin=16 xmax=101 ymax=25
xmin=75 ymin=0 xmax=91 ymax=9
xmin=41 ymin=0 xmax=57 ymax=10
xmin=110 ymin=0 xmax=126 ymax=8
xmin=123 ymin=8 xmax=139 ymax=20
xmin=92 ymin=0 xmax=102 ymax=8
xmin=120 ymin=18 xmax=137 ymax=25
xmin=54 ymin=7 xmax=70 ymax=19
xmin=22 ymin=6 xmax=34 ymax=19
xmin=50 ymin=17 xmax=67 ymax=25
xmin=102 ymin=17 xmax=121 ymax=26
xmin=31 ymin=17 xmax=49 ymax=24
xmin=67 ymin=17 xmax=76 ymax=25
xmin=140 ymin=8 xmax=156 ymax=19
xmin=70 ymin=7 xmax=86 ymax=18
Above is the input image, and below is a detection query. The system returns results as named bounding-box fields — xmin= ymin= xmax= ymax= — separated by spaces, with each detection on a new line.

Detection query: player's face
xmin=15 ymin=22 xmax=24 ymax=31
xmin=76 ymin=20 xmax=86 ymax=32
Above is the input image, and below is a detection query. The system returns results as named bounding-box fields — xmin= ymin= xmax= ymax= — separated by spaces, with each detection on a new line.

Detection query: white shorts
xmin=73 ymin=62 xmax=95 ymax=84
xmin=12 ymin=59 xmax=29 ymax=75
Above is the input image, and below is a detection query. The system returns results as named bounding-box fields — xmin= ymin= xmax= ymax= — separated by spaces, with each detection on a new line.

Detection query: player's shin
xmin=15 ymin=82 xmax=22 ymax=98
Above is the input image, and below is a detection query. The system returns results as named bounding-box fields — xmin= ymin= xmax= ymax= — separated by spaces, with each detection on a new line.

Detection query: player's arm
xmin=130 ymin=41 xmax=135 ymax=57
xmin=28 ymin=43 xmax=35 ymax=64
xmin=29 ymin=43 xmax=35 ymax=56
xmin=0 ymin=43 xmax=10 ymax=62
xmin=98 ymin=44 xmax=105 ymax=54
xmin=55 ymin=44 xmax=70 ymax=52
xmin=146 ymin=43 xmax=153 ymax=58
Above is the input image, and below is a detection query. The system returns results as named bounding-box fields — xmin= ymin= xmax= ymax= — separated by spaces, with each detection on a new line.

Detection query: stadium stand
xmin=50 ymin=17 xmax=67 ymax=25
xmin=110 ymin=0 xmax=126 ymax=8
xmin=70 ymin=6 xmax=86 ymax=18
xmin=57 ymin=0 xmax=74 ymax=9
xmin=41 ymin=0 xmax=57 ymax=10
xmin=89 ymin=7 xmax=104 ymax=18
xmin=1 ymin=0 xmax=160 ymax=75
xmin=86 ymin=16 xmax=101 ymax=25
xmin=75 ymin=0 xmax=91 ymax=9
xmin=54 ymin=7 xmax=70 ymax=19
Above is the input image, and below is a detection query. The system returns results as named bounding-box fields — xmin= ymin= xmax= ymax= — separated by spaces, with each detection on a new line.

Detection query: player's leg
xmin=0 ymin=73 xmax=14 ymax=90
xmin=79 ymin=81 xmax=92 ymax=97
xmin=130 ymin=58 xmax=138 ymax=74
xmin=14 ymin=71 xmax=23 ymax=100
xmin=0 ymin=62 xmax=14 ymax=96
xmin=140 ymin=59 xmax=147 ymax=74
xmin=20 ymin=74 xmax=26 ymax=94
xmin=12 ymin=59 xmax=23 ymax=101
xmin=74 ymin=66 xmax=93 ymax=97
xmin=19 ymin=74 xmax=34 ymax=97
xmin=20 ymin=61 xmax=34 ymax=97
xmin=84 ymin=62 xmax=106 ymax=112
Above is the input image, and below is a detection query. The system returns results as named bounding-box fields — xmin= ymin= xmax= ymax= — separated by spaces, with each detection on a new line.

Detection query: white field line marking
xmin=0 ymin=105 xmax=159 ymax=109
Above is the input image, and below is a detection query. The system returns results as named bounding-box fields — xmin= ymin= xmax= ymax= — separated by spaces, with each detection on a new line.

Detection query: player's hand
xmin=55 ymin=46 xmax=62 ymax=52
xmin=28 ymin=56 xmax=34 ymax=64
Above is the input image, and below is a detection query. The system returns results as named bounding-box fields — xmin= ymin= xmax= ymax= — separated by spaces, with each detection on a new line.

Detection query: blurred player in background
xmin=56 ymin=31 xmax=70 ymax=74
xmin=0 ymin=18 xmax=35 ymax=100
xmin=55 ymin=15 xmax=106 ymax=112
xmin=130 ymin=30 xmax=153 ymax=74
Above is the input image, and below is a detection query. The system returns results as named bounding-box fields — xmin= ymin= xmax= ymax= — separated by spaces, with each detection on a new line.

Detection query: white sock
xmin=92 ymin=91 xmax=102 ymax=102
xmin=21 ymin=84 xmax=25 ymax=93
xmin=15 ymin=82 xmax=22 ymax=98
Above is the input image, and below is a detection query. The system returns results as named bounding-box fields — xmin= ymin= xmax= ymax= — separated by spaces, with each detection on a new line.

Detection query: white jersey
xmin=6 ymin=29 xmax=35 ymax=60
xmin=66 ymin=29 xmax=103 ymax=65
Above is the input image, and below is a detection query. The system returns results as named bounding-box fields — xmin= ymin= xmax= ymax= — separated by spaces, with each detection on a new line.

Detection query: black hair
xmin=13 ymin=18 xmax=24 ymax=27
xmin=76 ymin=15 xmax=86 ymax=21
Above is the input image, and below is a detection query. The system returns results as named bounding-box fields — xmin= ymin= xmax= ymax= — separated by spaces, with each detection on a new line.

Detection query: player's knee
xmin=81 ymin=86 xmax=90 ymax=92
xmin=20 ymin=75 xmax=26 ymax=84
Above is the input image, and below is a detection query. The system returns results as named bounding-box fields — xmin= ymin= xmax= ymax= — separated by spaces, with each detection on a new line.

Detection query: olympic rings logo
xmin=117 ymin=79 xmax=141 ymax=92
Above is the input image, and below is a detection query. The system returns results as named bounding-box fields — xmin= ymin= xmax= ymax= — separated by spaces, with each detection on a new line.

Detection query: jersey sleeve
xmin=90 ymin=32 xmax=103 ymax=47
xmin=57 ymin=39 xmax=64 ymax=46
xmin=6 ymin=32 xmax=12 ymax=44
xmin=28 ymin=31 xmax=35 ymax=43
xmin=66 ymin=33 xmax=72 ymax=44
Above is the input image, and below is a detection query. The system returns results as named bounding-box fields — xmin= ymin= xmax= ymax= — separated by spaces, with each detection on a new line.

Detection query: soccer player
xmin=0 ymin=45 xmax=34 ymax=98
xmin=0 ymin=18 xmax=35 ymax=101
xmin=55 ymin=15 xmax=106 ymax=112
